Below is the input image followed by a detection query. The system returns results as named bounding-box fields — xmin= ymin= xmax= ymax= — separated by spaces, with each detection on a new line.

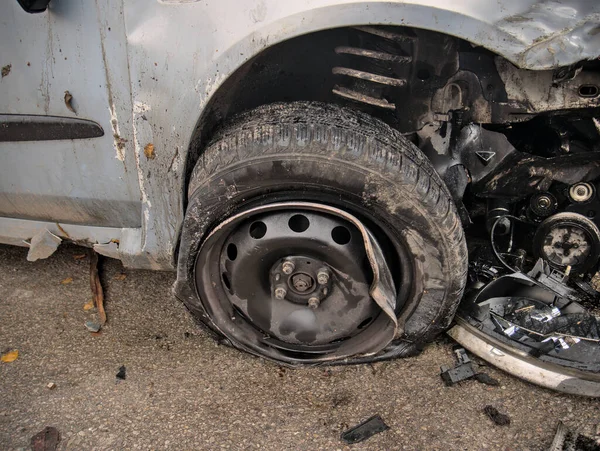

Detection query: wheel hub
xmin=271 ymin=256 xmax=331 ymax=306
xmin=290 ymin=273 xmax=313 ymax=293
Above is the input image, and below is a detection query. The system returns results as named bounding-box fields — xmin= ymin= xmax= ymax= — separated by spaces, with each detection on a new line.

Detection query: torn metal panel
xmin=26 ymin=229 xmax=62 ymax=261
xmin=0 ymin=217 xmax=124 ymax=247
xmin=93 ymin=241 xmax=119 ymax=260
xmin=496 ymin=58 xmax=600 ymax=114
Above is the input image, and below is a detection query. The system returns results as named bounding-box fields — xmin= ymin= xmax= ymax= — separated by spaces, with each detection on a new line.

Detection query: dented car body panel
xmin=1 ymin=0 xmax=600 ymax=269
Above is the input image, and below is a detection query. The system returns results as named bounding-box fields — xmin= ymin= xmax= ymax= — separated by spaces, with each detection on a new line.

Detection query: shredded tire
xmin=174 ymin=102 xmax=468 ymax=363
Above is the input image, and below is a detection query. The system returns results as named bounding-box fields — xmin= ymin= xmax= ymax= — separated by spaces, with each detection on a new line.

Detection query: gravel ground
xmin=1 ymin=243 xmax=599 ymax=450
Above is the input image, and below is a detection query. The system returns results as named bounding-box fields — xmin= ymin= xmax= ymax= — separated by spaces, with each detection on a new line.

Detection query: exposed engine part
xmin=528 ymin=192 xmax=558 ymax=220
xmin=533 ymin=213 xmax=600 ymax=274
xmin=424 ymin=125 xmax=600 ymax=200
xmin=422 ymin=124 xmax=516 ymax=184
xmin=486 ymin=200 xmax=511 ymax=235
xmin=569 ymin=182 xmax=595 ymax=203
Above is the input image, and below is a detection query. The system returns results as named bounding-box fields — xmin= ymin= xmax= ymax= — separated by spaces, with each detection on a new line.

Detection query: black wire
xmin=490 ymin=214 xmax=535 ymax=273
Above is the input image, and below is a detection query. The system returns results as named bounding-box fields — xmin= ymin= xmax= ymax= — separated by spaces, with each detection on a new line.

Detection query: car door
xmin=0 ymin=0 xmax=141 ymax=228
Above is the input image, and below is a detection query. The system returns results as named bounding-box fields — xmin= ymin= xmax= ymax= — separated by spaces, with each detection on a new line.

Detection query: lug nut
xmin=308 ymin=297 xmax=320 ymax=309
xmin=291 ymin=273 xmax=313 ymax=292
xmin=274 ymin=287 xmax=287 ymax=300
xmin=282 ymin=261 xmax=295 ymax=275
xmin=317 ymin=269 xmax=329 ymax=285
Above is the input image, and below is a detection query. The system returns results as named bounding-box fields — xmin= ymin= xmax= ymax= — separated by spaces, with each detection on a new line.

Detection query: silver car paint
xmin=1 ymin=0 xmax=599 ymax=269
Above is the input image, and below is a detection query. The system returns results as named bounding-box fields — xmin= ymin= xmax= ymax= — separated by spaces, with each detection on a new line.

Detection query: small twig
xmin=90 ymin=249 xmax=107 ymax=325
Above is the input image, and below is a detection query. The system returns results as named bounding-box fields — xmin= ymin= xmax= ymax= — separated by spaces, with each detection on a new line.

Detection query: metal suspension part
xmin=332 ymin=26 xmax=414 ymax=111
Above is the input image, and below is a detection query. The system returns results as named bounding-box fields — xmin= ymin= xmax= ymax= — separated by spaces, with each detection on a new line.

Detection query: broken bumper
xmin=449 ymin=318 xmax=600 ymax=397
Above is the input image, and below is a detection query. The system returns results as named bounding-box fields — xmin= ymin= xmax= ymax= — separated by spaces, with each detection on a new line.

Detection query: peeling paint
xmin=144 ymin=143 xmax=155 ymax=160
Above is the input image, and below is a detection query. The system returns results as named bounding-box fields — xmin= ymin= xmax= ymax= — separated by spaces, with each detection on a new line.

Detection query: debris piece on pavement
xmin=116 ymin=365 xmax=126 ymax=380
xmin=84 ymin=321 xmax=101 ymax=333
xmin=441 ymin=346 xmax=500 ymax=387
xmin=341 ymin=415 xmax=389 ymax=444
xmin=46 ymin=382 xmax=56 ymax=390
xmin=73 ymin=254 xmax=86 ymax=260
xmin=31 ymin=426 xmax=60 ymax=451
xmin=114 ymin=273 xmax=127 ymax=281
xmin=60 ymin=277 xmax=73 ymax=285
xmin=549 ymin=421 xmax=600 ymax=451
xmin=26 ymin=229 xmax=62 ymax=262
xmin=474 ymin=373 xmax=500 ymax=386
xmin=90 ymin=250 xmax=106 ymax=326
xmin=1 ymin=350 xmax=18 ymax=363
xmin=483 ymin=405 xmax=510 ymax=426
xmin=440 ymin=347 xmax=476 ymax=385
xmin=83 ymin=300 xmax=95 ymax=311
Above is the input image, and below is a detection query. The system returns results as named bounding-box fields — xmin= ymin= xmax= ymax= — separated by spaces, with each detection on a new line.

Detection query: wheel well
xmin=183 ymin=25 xmax=484 ymax=197
xmin=183 ymin=24 xmax=600 ymax=200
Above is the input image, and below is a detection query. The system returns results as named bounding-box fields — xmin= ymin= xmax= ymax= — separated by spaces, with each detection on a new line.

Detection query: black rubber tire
xmin=174 ymin=102 xmax=468 ymax=362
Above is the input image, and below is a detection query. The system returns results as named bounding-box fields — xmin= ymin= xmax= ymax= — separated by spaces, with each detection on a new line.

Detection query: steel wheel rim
xmin=194 ymin=201 xmax=405 ymax=363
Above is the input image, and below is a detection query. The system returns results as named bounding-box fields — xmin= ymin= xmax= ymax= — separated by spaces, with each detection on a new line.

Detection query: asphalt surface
xmin=1 ymin=243 xmax=600 ymax=450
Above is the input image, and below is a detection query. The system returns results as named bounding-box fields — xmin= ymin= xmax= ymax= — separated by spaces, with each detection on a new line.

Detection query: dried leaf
xmin=144 ymin=143 xmax=155 ymax=160
xmin=114 ymin=273 xmax=127 ymax=281
xmin=1 ymin=64 xmax=11 ymax=78
xmin=73 ymin=254 xmax=86 ymax=260
xmin=60 ymin=277 xmax=73 ymax=285
xmin=1 ymin=350 xmax=18 ymax=363
xmin=83 ymin=300 xmax=95 ymax=311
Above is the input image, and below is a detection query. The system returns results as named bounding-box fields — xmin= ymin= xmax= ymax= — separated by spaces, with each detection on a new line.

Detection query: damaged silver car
xmin=2 ymin=0 xmax=600 ymax=394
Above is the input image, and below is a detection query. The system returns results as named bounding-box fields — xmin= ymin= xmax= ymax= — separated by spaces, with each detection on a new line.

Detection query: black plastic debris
xmin=440 ymin=348 xmax=476 ymax=385
xmin=549 ymin=421 xmax=600 ymax=451
xmin=474 ymin=373 xmax=500 ymax=386
xmin=483 ymin=405 xmax=510 ymax=426
xmin=116 ymin=365 xmax=126 ymax=380
xmin=458 ymin=270 xmax=600 ymax=374
xmin=31 ymin=426 xmax=60 ymax=451
xmin=341 ymin=415 xmax=389 ymax=444
xmin=441 ymin=347 xmax=498 ymax=386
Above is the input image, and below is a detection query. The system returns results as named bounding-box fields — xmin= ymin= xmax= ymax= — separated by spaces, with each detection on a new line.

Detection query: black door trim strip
xmin=0 ymin=114 xmax=104 ymax=142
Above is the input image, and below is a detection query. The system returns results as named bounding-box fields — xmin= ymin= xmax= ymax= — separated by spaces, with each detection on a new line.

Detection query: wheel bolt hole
xmin=249 ymin=221 xmax=267 ymax=239
xmin=288 ymin=214 xmax=310 ymax=233
xmin=331 ymin=226 xmax=351 ymax=245
xmin=357 ymin=317 xmax=373 ymax=330
xmin=226 ymin=243 xmax=238 ymax=261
